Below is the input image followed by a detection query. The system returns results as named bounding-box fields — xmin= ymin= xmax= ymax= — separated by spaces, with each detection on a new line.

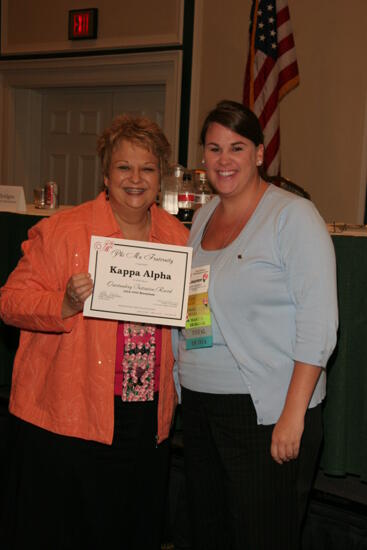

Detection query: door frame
xmin=0 ymin=51 xmax=182 ymax=201
xmin=359 ymin=91 xmax=367 ymax=223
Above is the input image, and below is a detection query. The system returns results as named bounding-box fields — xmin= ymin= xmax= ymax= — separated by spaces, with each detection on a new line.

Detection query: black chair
xmin=267 ymin=175 xmax=311 ymax=200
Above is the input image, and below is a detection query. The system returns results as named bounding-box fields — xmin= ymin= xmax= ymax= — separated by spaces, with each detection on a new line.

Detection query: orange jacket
xmin=0 ymin=193 xmax=188 ymax=444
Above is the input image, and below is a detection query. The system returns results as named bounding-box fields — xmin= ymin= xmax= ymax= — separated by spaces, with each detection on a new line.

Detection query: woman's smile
xmin=122 ymin=187 xmax=146 ymax=194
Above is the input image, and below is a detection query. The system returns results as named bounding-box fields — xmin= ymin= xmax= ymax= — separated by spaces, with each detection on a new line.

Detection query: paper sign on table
xmin=0 ymin=185 xmax=26 ymax=213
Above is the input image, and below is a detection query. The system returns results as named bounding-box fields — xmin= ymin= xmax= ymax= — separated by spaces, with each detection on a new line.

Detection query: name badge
xmin=183 ymin=265 xmax=213 ymax=349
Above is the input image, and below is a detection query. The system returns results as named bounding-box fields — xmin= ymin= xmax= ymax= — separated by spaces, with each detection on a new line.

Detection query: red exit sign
xmin=68 ymin=8 xmax=98 ymax=40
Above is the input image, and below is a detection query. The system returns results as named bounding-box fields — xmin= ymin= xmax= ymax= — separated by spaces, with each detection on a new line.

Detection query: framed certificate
xmin=83 ymin=236 xmax=192 ymax=327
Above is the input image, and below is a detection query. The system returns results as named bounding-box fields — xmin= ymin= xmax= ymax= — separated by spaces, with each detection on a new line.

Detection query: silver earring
xmin=201 ymin=159 xmax=205 ymax=165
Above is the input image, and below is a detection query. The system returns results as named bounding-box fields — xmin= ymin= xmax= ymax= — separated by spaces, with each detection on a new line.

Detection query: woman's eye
xmin=232 ymin=146 xmax=244 ymax=152
xmin=143 ymin=167 xmax=155 ymax=172
xmin=118 ymin=165 xmax=129 ymax=171
xmin=208 ymin=147 xmax=220 ymax=153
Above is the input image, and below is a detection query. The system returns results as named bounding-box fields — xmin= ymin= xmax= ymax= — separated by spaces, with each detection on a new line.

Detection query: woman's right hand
xmin=62 ymin=273 xmax=93 ymax=319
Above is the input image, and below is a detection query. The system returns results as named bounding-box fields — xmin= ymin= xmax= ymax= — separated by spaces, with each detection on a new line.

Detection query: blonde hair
xmin=97 ymin=114 xmax=171 ymax=178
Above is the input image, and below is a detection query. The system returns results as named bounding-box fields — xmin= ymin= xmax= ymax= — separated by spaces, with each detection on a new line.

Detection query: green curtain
xmin=321 ymin=235 xmax=367 ymax=482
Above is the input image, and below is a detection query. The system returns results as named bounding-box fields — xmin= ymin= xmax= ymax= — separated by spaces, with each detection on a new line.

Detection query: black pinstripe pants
xmin=181 ymin=388 xmax=322 ymax=550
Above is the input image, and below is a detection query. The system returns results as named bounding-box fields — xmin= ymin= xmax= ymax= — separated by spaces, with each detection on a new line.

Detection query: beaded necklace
xmin=121 ymin=323 xmax=156 ymax=402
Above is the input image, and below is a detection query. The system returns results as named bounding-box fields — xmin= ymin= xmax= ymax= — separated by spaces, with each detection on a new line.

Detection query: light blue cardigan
xmin=175 ymin=185 xmax=338 ymax=425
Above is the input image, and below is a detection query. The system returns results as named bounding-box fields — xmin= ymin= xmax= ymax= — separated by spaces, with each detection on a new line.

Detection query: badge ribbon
xmin=183 ymin=265 xmax=213 ymax=349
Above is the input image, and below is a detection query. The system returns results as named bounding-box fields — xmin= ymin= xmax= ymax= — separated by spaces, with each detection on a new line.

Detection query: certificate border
xmin=88 ymin=242 xmax=190 ymax=324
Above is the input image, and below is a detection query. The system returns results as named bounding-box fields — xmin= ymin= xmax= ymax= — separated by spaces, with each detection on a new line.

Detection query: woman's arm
xmin=270 ymin=199 xmax=338 ymax=464
xmin=270 ymin=361 xmax=322 ymax=464
xmin=0 ymin=218 xmax=91 ymax=331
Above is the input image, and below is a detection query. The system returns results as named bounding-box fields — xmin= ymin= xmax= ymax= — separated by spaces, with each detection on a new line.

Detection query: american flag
xmin=243 ymin=0 xmax=299 ymax=175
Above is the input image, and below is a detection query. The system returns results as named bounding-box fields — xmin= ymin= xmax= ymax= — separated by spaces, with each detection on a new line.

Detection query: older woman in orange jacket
xmin=0 ymin=115 xmax=188 ymax=550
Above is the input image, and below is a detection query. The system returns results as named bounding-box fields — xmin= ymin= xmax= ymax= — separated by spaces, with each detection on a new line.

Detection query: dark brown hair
xmin=200 ymin=100 xmax=264 ymax=147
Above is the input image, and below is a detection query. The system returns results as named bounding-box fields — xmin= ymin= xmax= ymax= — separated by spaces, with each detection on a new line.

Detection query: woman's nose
xmin=129 ymin=167 xmax=142 ymax=183
xmin=217 ymin=151 xmax=232 ymax=165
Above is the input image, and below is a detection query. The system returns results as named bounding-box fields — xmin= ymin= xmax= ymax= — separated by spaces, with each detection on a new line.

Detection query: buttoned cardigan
xmin=177 ymin=185 xmax=338 ymax=424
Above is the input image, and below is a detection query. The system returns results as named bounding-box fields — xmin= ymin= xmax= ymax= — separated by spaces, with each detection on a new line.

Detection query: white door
xmin=41 ymin=85 xmax=165 ymax=205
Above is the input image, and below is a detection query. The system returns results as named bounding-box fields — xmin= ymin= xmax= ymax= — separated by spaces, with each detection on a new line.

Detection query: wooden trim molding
xmin=1 ymin=0 xmax=184 ymax=55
